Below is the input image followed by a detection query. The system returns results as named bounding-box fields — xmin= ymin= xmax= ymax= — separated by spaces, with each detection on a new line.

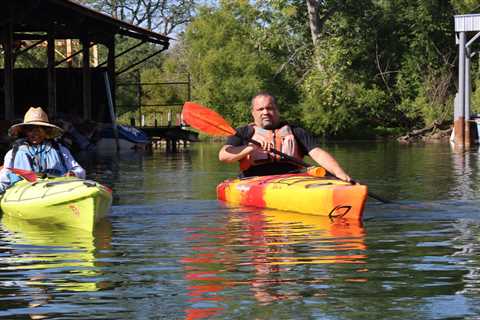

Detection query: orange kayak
xmin=217 ymin=173 xmax=368 ymax=220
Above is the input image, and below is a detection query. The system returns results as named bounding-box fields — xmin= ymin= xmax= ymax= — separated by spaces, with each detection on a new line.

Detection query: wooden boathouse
xmin=0 ymin=0 xmax=196 ymax=151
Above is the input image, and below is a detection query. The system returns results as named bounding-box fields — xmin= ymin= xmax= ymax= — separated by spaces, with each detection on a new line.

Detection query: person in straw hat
xmin=0 ymin=107 xmax=85 ymax=192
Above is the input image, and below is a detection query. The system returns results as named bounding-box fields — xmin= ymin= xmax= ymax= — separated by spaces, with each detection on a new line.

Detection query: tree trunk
xmin=306 ymin=0 xmax=320 ymax=47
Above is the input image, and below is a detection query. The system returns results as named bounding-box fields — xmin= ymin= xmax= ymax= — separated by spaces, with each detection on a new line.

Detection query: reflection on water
xmin=2 ymin=143 xmax=480 ymax=319
xmin=181 ymin=208 xmax=368 ymax=319
xmin=0 ymin=215 xmax=112 ymax=319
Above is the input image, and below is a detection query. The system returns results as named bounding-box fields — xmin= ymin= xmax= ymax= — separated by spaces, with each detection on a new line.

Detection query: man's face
xmin=251 ymin=95 xmax=280 ymax=129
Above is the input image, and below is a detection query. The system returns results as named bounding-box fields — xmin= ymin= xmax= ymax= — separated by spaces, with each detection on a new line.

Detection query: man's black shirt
xmin=225 ymin=124 xmax=319 ymax=177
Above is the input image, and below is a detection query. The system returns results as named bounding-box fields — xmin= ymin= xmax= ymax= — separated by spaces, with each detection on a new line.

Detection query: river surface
xmin=1 ymin=141 xmax=480 ymax=319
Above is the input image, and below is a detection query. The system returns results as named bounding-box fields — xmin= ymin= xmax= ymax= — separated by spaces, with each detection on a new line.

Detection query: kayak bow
xmin=1 ymin=175 xmax=112 ymax=232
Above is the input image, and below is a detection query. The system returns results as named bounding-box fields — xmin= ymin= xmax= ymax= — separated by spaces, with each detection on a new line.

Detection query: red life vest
xmin=239 ymin=124 xmax=304 ymax=171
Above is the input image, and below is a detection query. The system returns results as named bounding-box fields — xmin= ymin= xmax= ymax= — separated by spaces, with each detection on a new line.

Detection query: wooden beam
xmin=14 ymin=33 xmax=48 ymax=41
xmin=3 ymin=22 xmax=15 ymax=120
xmin=116 ymin=47 xmax=167 ymax=76
xmin=96 ymin=40 xmax=145 ymax=68
xmin=81 ymin=36 xmax=92 ymax=120
xmin=47 ymin=29 xmax=57 ymax=117
xmin=54 ymin=41 xmax=97 ymax=67
xmin=15 ymin=39 xmax=46 ymax=57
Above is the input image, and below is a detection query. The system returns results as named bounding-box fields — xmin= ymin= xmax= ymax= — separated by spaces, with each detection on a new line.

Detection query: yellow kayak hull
xmin=217 ymin=173 xmax=367 ymax=220
xmin=1 ymin=176 xmax=112 ymax=232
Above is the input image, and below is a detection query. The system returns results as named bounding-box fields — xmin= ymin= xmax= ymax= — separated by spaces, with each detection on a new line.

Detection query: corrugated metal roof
xmin=455 ymin=14 xmax=480 ymax=32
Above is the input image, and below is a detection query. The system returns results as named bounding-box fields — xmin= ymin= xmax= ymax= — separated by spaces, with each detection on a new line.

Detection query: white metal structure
xmin=454 ymin=14 xmax=480 ymax=146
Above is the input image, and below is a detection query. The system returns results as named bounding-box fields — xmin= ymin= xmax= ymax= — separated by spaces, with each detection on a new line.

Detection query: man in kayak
xmin=218 ymin=92 xmax=352 ymax=181
xmin=0 ymin=107 xmax=86 ymax=192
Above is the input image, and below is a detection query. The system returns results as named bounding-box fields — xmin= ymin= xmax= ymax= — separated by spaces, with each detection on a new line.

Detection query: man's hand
xmin=65 ymin=171 xmax=76 ymax=177
xmin=249 ymin=136 xmax=273 ymax=151
xmin=334 ymin=172 xmax=352 ymax=183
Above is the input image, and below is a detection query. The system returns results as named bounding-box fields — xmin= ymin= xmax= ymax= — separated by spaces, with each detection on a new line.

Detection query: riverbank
xmin=397 ymin=121 xmax=453 ymax=143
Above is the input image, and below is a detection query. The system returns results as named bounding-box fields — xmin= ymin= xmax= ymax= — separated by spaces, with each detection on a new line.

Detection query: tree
xmin=299 ymin=0 xmax=458 ymax=136
xmin=75 ymin=0 xmax=195 ymax=36
xmin=174 ymin=0 xmax=298 ymax=125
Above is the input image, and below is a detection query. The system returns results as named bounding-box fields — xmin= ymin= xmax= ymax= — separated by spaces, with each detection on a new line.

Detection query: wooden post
xmin=81 ymin=36 xmax=92 ymax=120
xmin=47 ymin=30 xmax=57 ymax=117
xmin=107 ymin=37 xmax=116 ymax=118
xmin=92 ymin=44 xmax=98 ymax=67
xmin=103 ymin=71 xmax=120 ymax=151
xmin=3 ymin=22 xmax=15 ymax=120
xmin=136 ymin=69 xmax=141 ymax=125
xmin=65 ymin=39 xmax=73 ymax=67
xmin=166 ymin=139 xmax=171 ymax=152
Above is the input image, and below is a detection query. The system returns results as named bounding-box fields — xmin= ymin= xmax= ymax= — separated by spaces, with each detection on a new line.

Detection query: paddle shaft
xmin=245 ymin=136 xmax=391 ymax=204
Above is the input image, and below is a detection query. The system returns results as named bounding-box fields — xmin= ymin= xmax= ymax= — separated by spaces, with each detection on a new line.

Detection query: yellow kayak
xmin=217 ymin=172 xmax=368 ymax=220
xmin=1 ymin=176 xmax=112 ymax=232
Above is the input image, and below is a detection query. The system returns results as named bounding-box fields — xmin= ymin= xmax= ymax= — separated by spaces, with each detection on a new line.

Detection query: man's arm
xmin=219 ymin=144 xmax=255 ymax=163
xmin=218 ymin=125 xmax=260 ymax=163
xmin=292 ymin=127 xmax=352 ymax=182
xmin=59 ymin=145 xmax=86 ymax=179
xmin=308 ymin=147 xmax=351 ymax=182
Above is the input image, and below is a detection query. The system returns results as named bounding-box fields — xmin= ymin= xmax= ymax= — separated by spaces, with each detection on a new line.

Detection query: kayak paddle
xmin=181 ymin=101 xmax=391 ymax=204
xmin=7 ymin=168 xmax=38 ymax=182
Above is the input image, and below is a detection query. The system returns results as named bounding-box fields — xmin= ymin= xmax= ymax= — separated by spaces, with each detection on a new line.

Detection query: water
xmin=1 ymin=141 xmax=480 ymax=319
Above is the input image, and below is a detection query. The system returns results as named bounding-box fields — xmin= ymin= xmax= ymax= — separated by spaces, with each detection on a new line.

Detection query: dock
xmin=140 ymin=125 xmax=199 ymax=152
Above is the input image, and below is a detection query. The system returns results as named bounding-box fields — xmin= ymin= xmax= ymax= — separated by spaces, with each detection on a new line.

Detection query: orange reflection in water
xmin=181 ymin=227 xmax=228 ymax=320
xmin=181 ymin=209 xmax=368 ymax=317
xmin=238 ymin=209 xmax=368 ymax=303
xmin=262 ymin=210 xmax=367 ymax=265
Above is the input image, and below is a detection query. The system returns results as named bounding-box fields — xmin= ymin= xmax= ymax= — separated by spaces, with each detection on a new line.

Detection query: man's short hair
xmin=251 ymin=91 xmax=277 ymax=108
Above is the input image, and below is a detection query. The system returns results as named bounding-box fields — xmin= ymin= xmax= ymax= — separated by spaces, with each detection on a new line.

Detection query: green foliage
xmin=398 ymin=67 xmax=454 ymax=126
xmin=169 ymin=0 xmax=304 ymax=126
xmin=390 ymin=1 xmax=456 ymax=128
xmin=179 ymin=2 xmax=273 ymax=125
xmin=450 ymin=0 xmax=480 ymax=13
xmin=30 ymin=0 xmax=467 ymax=138
xmin=170 ymin=0 xmax=461 ymax=137
xmin=473 ymin=78 xmax=480 ymax=115
xmin=142 ymin=69 xmax=188 ymax=107
xmin=301 ymin=67 xmax=390 ymax=138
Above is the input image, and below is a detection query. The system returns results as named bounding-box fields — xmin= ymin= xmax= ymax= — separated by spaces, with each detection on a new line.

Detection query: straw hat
xmin=9 ymin=107 xmax=63 ymax=139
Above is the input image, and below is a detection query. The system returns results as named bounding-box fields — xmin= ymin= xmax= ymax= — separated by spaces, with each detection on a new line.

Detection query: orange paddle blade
xmin=182 ymin=102 xmax=236 ymax=137
xmin=7 ymin=168 xmax=37 ymax=182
